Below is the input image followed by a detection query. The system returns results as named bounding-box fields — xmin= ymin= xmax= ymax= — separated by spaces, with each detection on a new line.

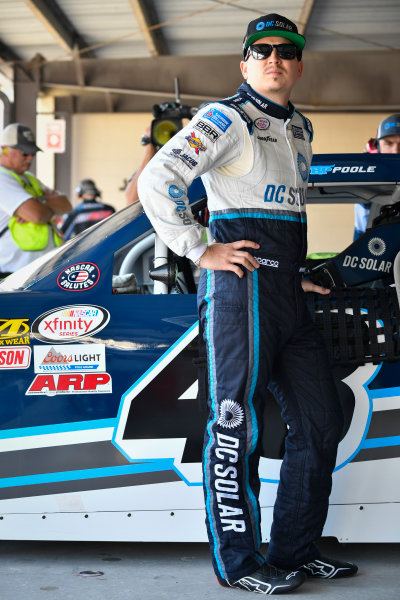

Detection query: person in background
xmin=354 ymin=114 xmax=400 ymax=240
xmin=60 ymin=178 xmax=115 ymax=240
xmin=0 ymin=122 xmax=71 ymax=278
xmin=125 ymin=126 xmax=158 ymax=205
xmin=138 ymin=12 xmax=357 ymax=595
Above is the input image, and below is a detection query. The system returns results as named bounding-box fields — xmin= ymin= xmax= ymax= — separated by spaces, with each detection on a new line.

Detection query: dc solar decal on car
xmin=113 ymin=322 xmax=207 ymax=485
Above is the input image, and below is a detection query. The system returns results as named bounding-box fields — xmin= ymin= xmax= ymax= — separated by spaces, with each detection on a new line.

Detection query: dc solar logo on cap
xmin=377 ymin=114 xmax=400 ymax=140
xmin=243 ymin=12 xmax=305 ymax=58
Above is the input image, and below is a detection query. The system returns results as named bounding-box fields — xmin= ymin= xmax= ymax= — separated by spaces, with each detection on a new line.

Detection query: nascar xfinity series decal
xmin=57 ymin=262 xmax=100 ymax=291
xmin=32 ymin=305 xmax=110 ymax=343
xmin=0 ymin=318 xmax=30 ymax=346
xmin=0 ymin=346 xmax=31 ymax=369
xmin=34 ymin=344 xmax=106 ymax=373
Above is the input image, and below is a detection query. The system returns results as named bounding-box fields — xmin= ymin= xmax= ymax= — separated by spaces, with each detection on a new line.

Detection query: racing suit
xmin=138 ymin=82 xmax=343 ymax=581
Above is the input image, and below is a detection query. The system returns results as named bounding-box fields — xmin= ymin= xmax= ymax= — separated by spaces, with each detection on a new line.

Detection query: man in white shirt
xmin=0 ymin=122 xmax=71 ymax=277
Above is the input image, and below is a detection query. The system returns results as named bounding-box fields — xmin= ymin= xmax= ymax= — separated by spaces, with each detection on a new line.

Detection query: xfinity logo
xmin=255 ymin=257 xmax=279 ymax=268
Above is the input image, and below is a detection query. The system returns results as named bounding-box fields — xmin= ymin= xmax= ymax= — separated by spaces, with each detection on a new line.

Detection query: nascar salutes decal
xmin=57 ymin=262 xmax=100 ymax=291
xmin=26 ymin=372 xmax=112 ymax=395
xmin=0 ymin=346 xmax=31 ymax=369
xmin=0 ymin=318 xmax=30 ymax=346
xmin=34 ymin=343 xmax=106 ymax=373
xmin=185 ymin=132 xmax=206 ymax=155
xmin=193 ymin=120 xmax=220 ymax=143
xmin=202 ymin=108 xmax=232 ymax=132
xmin=32 ymin=305 xmax=110 ymax=343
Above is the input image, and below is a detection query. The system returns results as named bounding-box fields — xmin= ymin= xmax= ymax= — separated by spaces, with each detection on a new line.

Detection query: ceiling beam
xmin=297 ymin=0 xmax=316 ymax=35
xmin=37 ymin=51 xmax=400 ymax=113
xmin=23 ymin=0 xmax=96 ymax=59
xmin=72 ymin=45 xmax=85 ymax=87
xmin=0 ymin=38 xmax=22 ymax=62
xmin=129 ymin=0 xmax=169 ymax=56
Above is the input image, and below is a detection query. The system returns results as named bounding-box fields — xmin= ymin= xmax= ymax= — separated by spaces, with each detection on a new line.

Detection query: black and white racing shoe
xmin=217 ymin=563 xmax=306 ymax=594
xmin=298 ymin=556 xmax=358 ymax=579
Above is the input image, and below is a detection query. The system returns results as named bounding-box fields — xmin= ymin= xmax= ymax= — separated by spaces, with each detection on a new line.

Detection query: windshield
xmin=0 ymin=203 xmax=144 ymax=291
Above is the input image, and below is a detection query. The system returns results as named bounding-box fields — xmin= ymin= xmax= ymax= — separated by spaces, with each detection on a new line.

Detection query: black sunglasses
xmin=246 ymin=43 xmax=300 ymax=61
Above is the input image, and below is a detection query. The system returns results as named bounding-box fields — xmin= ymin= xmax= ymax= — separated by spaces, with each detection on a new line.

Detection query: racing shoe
xmin=217 ymin=563 xmax=306 ymax=594
xmin=298 ymin=556 xmax=358 ymax=579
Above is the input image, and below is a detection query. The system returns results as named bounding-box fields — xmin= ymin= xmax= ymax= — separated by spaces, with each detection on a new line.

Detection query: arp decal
xmin=34 ymin=343 xmax=106 ymax=373
xmin=0 ymin=346 xmax=31 ymax=369
xmin=32 ymin=305 xmax=110 ymax=343
xmin=57 ymin=262 xmax=100 ymax=291
xmin=0 ymin=318 xmax=30 ymax=346
xmin=26 ymin=372 xmax=112 ymax=395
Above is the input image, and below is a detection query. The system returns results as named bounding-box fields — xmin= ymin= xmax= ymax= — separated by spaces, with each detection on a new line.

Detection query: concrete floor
xmin=0 ymin=538 xmax=399 ymax=600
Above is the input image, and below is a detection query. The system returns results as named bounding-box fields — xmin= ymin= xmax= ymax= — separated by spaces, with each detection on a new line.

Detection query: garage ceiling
xmin=0 ymin=0 xmax=399 ymax=113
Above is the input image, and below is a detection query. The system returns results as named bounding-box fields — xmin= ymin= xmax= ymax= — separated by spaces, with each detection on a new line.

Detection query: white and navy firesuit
xmin=138 ymin=82 xmax=343 ymax=582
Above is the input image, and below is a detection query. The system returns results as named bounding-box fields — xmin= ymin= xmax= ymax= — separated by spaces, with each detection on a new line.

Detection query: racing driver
xmin=138 ymin=13 xmax=357 ymax=595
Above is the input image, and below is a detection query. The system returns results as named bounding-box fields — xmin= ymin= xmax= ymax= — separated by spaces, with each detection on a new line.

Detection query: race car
xmin=0 ymin=153 xmax=399 ymax=543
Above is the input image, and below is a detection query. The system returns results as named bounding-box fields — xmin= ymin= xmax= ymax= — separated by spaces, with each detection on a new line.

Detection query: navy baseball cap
xmin=243 ymin=13 xmax=305 ymax=58
xmin=377 ymin=115 xmax=400 ymax=140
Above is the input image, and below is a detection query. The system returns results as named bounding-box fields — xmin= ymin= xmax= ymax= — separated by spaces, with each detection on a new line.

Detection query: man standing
xmin=139 ymin=14 xmax=357 ymax=595
xmin=60 ymin=178 xmax=115 ymax=240
xmin=0 ymin=122 xmax=71 ymax=277
xmin=354 ymin=114 xmax=400 ymax=239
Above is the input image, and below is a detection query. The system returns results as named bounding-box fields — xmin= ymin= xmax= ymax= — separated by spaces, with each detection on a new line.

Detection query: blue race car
xmin=0 ymin=153 xmax=400 ymax=543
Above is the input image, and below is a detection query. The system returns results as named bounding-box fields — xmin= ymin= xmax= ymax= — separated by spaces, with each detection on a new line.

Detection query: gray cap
xmin=377 ymin=115 xmax=400 ymax=140
xmin=1 ymin=123 xmax=42 ymax=154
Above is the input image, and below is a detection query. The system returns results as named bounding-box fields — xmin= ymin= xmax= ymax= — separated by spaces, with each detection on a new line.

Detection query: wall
xmin=62 ymin=111 xmax=390 ymax=253
xmin=70 ymin=112 xmax=154 ymax=212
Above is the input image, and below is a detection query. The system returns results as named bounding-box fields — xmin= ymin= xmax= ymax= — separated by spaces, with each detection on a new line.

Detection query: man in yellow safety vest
xmin=0 ymin=122 xmax=72 ymax=278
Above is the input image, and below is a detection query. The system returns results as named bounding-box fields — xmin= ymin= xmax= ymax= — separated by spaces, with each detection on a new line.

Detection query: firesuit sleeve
xmin=137 ymin=103 xmax=246 ymax=259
